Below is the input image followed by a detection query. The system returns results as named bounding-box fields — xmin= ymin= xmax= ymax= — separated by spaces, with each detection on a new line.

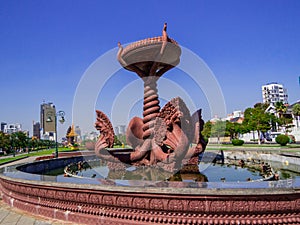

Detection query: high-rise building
xmin=40 ymin=102 xmax=56 ymax=140
xmin=33 ymin=121 xmax=41 ymax=139
xmin=262 ymin=82 xmax=288 ymax=105
xmin=40 ymin=102 xmax=56 ymax=134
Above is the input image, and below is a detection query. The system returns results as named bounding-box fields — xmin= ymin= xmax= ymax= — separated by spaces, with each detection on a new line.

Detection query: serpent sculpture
xmin=95 ymin=24 xmax=206 ymax=173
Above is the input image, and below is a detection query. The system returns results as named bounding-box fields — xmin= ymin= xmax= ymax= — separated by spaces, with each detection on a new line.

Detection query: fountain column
xmin=142 ymin=77 xmax=160 ymax=140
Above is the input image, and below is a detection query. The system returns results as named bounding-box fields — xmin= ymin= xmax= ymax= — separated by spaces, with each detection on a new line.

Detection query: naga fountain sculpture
xmin=94 ymin=23 xmax=206 ymax=173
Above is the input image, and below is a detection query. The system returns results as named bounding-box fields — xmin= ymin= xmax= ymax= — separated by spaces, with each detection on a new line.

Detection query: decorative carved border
xmin=121 ymin=36 xmax=179 ymax=57
xmin=1 ymin=176 xmax=300 ymax=224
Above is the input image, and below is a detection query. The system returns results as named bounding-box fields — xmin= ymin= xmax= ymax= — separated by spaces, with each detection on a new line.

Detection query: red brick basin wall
xmin=0 ymin=175 xmax=300 ymax=224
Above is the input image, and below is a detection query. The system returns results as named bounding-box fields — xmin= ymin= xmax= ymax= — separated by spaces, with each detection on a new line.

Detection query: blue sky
xmin=1 ymin=0 xmax=300 ymax=136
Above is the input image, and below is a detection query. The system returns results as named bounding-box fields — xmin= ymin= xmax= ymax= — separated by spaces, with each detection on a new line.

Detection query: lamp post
xmin=46 ymin=110 xmax=65 ymax=158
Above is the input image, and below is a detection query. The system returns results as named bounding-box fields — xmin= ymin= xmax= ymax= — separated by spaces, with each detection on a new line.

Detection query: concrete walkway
xmin=0 ymin=157 xmax=79 ymax=225
xmin=0 ymin=201 xmax=64 ymax=225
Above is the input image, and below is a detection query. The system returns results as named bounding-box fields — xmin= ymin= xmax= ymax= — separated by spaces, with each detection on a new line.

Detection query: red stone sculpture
xmin=95 ymin=23 xmax=206 ymax=172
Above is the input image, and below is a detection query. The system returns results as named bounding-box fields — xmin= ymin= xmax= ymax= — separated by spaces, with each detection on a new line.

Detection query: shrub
xmin=232 ymin=139 xmax=244 ymax=146
xmin=275 ymin=134 xmax=289 ymax=146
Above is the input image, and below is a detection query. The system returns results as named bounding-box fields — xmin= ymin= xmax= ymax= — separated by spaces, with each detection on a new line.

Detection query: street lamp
xmin=46 ymin=110 xmax=65 ymax=158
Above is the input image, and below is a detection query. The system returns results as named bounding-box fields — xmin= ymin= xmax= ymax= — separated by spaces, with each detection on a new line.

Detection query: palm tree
xmin=275 ymin=101 xmax=287 ymax=118
xmin=274 ymin=101 xmax=293 ymax=133
xmin=292 ymin=104 xmax=300 ymax=127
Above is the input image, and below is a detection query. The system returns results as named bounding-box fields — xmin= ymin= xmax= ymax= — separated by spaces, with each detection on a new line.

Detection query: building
xmin=226 ymin=110 xmax=244 ymax=123
xmin=75 ymin=126 xmax=81 ymax=137
xmin=1 ymin=122 xmax=7 ymax=132
xmin=82 ymin=131 xmax=99 ymax=141
xmin=33 ymin=121 xmax=41 ymax=139
xmin=40 ymin=102 xmax=56 ymax=133
xmin=114 ymin=125 xmax=126 ymax=135
xmin=40 ymin=102 xmax=56 ymax=140
xmin=3 ymin=123 xmax=22 ymax=134
xmin=262 ymin=82 xmax=288 ymax=105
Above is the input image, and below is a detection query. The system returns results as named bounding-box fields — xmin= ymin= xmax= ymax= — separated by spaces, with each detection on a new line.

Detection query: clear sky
xmin=1 ymin=0 xmax=300 ymax=137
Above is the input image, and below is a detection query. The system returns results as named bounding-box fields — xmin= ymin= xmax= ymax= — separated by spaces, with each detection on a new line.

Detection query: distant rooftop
xmin=265 ymin=82 xmax=279 ymax=85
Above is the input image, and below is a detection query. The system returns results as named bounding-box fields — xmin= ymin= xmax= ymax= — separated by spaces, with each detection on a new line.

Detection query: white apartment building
xmin=3 ymin=123 xmax=22 ymax=134
xmin=262 ymin=82 xmax=288 ymax=105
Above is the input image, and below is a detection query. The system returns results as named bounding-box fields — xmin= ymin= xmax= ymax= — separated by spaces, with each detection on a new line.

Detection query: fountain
xmin=94 ymin=23 xmax=206 ymax=177
xmin=0 ymin=24 xmax=300 ymax=224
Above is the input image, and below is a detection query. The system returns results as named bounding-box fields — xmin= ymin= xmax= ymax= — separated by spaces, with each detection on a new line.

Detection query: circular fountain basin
xmin=1 ymin=152 xmax=300 ymax=224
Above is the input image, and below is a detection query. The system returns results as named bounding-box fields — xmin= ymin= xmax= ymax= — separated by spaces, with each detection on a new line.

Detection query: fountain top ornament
xmin=94 ymin=23 xmax=206 ymax=175
xmin=117 ymin=23 xmax=181 ymax=79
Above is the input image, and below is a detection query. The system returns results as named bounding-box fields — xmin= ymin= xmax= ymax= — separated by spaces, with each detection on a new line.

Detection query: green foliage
xmin=275 ymin=101 xmax=287 ymax=118
xmin=273 ymin=101 xmax=294 ymax=134
xmin=275 ymin=134 xmax=289 ymax=146
xmin=254 ymin=102 xmax=269 ymax=111
xmin=232 ymin=139 xmax=244 ymax=146
xmin=292 ymin=104 xmax=300 ymax=117
xmin=201 ymin=121 xmax=212 ymax=138
xmin=242 ymin=104 xmax=274 ymax=144
xmin=0 ymin=132 xmax=10 ymax=150
xmin=225 ymin=121 xmax=245 ymax=139
xmin=117 ymin=134 xmax=127 ymax=145
xmin=211 ymin=120 xmax=226 ymax=138
xmin=0 ymin=131 xmax=57 ymax=156
xmin=0 ymin=155 xmax=28 ymax=165
xmin=203 ymin=136 xmax=209 ymax=144
xmin=114 ymin=135 xmax=122 ymax=146
xmin=278 ymin=116 xmax=294 ymax=133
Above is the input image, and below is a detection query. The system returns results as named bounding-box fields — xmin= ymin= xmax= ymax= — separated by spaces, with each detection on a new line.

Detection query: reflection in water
xmin=61 ymin=159 xmax=262 ymax=182
xmin=2 ymin=159 xmax=299 ymax=189
xmin=42 ymin=157 xmax=300 ymax=183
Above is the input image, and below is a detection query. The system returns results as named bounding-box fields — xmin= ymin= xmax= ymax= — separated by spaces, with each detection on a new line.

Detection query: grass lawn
xmin=206 ymin=143 xmax=300 ymax=152
xmin=0 ymin=147 xmax=77 ymax=165
xmin=0 ymin=155 xmax=29 ymax=165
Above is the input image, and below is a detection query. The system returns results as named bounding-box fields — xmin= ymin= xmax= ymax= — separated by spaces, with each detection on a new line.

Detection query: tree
xmin=225 ymin=121 xmax=235 ymax=139
xmin=275 ymin=101 xmax=287 ymax=118
xmin=10 ymin=131 xmax=28 ymax=152
xmin=273 ymin=101 xmax=293 ymax=134
xmin=211 ymin=120 xmax=226 ymax=144
xmin=225 ymin=121 xmax=244 ymax=140
xmin=114 ymin=135 xmax=122 ymax=146
xmin=201 ymin=121 xmax=212 ymax=139
xmin=0 ymin=132 xmax=10 ymax=153
xmin=243 ymin=104 xmax=273 ymax=144
xmin=292 ymin=104 xmax=300 ymax=127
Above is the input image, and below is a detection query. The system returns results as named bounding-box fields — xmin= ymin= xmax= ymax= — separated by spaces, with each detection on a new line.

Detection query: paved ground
xmin=0 ymin=201 xmax=69 ymax=225
xmin=0 ymin=157 xmax=77 ymax=225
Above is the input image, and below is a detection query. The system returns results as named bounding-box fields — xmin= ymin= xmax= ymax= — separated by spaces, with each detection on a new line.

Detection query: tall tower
xmin=40 ymin=102 xmax=56 ymax=139
xmin=262 ymin=82 xmax=288 ymax=105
